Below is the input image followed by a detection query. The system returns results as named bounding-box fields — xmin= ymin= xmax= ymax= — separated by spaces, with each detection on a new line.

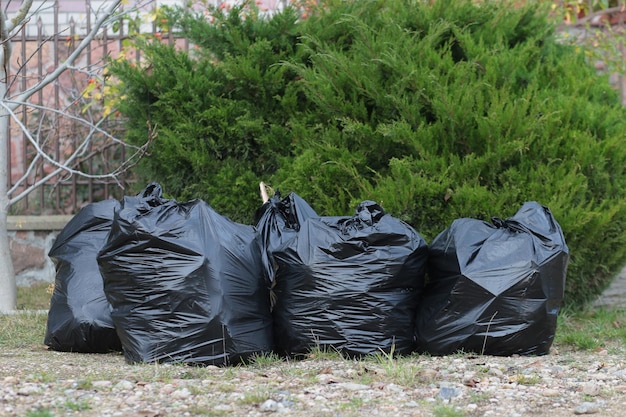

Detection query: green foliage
xmin=110 ymin=0 xmax=626 ymax=306
xmin=108 ymin=2 xmax=306 ymax=222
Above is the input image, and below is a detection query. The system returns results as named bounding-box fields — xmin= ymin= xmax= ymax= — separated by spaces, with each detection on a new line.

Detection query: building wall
xmin=8 ymin=216 xmax=72 ymax=287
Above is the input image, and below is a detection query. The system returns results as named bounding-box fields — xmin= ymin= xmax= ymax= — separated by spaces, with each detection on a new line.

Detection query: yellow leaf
xmin=147 ymin=7 xmax=161 ymax=22
xmin=81 ymin=101 xmax=94 ymax=114
xmin=81 ymin=82 xmax=97 ymax=98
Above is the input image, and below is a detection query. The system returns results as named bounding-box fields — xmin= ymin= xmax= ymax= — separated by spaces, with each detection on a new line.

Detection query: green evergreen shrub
xmin=110 ymin=0 xmax=626 ymax=306
xmin=108 ymin=3 xmax=306 ymax=222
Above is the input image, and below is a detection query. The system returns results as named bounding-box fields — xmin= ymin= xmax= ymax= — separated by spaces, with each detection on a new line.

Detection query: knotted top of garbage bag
xmin=340 ymin=200 xmax=385 ymax=232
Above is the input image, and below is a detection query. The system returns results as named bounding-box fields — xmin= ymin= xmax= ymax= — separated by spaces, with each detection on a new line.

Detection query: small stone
xmin=239 ymin=370 xmax=256 ymax=379
xmin=17 ymin=385 xmax=39 ymax=395
xmin=582 ymin=383 xmax=601 ymax=396
xmin=542 ymin=389 xmax=561 ymax=397
xmin=92 ymin=380 xmax=113 ymax=389
xmin=418 ymin=369 xmax=438 ymax=381
xmin=135 ymin=411 xmax=159 ymax=417
xmin=336 ymin=382 xmax=370 ymax=391
xmin=213 ymin=405 xmax=232 ymax=411
xmin=3 ymin=377 xmax=17 ymax=384
xmin=125 ymin=395 xmax=141 ymax=403
xmin=171 ymin=388 xmax=192 ymax=400
xmin=466 ymin=404 xmax=478 ymax=412
xmin=614 ymin=370 xmax=626 ymax=379
xmin=438 ymin=386 xmax=462 ymax=400
xmin=549 ymin=366 xmax=565 ymax=375
xmin=260 ymin=399 xmax=278 ymax=412
xmin=114 ymin=380 xmax=134 ymax=391
xmin=385 ymin=383 xmax=403 ymax=393
xmin=160 ymin=384 xmax=175 ymax=395
xmin=316 ymin=374 xmax=341 ymax=384
xmin=574 ymin=402 xmax=600 ymax=415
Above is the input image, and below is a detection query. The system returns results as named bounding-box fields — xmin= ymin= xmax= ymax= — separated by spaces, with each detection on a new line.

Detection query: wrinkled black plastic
xmin=258 ymin=194 xmax=428 ymax=357
xmin=45 ymin=199 xmax=122 ymax=353
xmin=415 ymin=202 xmax=569 ymax=356
xmin=98 ymin=183 xmax=273 ymax=365
xmin=254 ymin=191 xmax=319 ymax=283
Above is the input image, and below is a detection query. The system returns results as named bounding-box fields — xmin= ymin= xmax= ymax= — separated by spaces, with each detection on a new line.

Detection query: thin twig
xmin=481 ymin=311 xmax=498 ymax=356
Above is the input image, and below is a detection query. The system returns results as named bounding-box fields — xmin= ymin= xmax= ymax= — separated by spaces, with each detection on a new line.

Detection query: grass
xmin=366 ymin=349 xmax=426 ymax=387
xmin=0 ymin=310 xmax=48 ymax=348
xmin=5 ymin=284 xmax=626 ymax=354
xmin=337 ymin=396 xmax=365 ymax=412
xmin=237 ymin=388 xmax=274 ymax=405
xmin=432 ymin=405 xmax=466 ymax=417
xmin=511 ymin=373 xmax=541 ymax=385
xmin=63 ymin=399 xmax=91 ymax=411
xmin=17 ymin=281 xmax=52 ymax=310
xmin=555 ymin=306 xmax=626 ymax=352
xmin=26 ymin=409 xmax=55 ymax=417
xmin=245 ymin=351 xmax=285 ymax=366
xmin=7 ymin=283 xmax=626 ymax=354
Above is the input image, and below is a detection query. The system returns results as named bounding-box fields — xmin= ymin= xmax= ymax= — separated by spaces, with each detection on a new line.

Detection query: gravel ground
xmin=1 ymin=342 xmax=625 ymax=417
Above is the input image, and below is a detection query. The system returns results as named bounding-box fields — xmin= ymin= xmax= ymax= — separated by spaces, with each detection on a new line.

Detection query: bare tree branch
xmin=4 ymin=100 xmax=146 ymax=149
xmin=9 ymin=134 xmax=154 ymax=206
xmin=6 ymin=0 xmax=34 ymax=32
xmin=0 ymin=5 xmax=13 ymax=68
xmin=3 ymin=100 xmax=107 ymax=174
xmin=7 ymin=0 xmax=124 ymax=110
xmin=2 ymin=97 xmax=155 ymax=205
xmin=7 ymin=117 xmax=156 ymax=206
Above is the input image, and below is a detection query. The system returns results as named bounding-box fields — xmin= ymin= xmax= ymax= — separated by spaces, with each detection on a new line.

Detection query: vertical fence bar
xmin=103 ymin=24 xmax=111 ymax=201
xmin=54 ymin=0 xmax=61 ymax=210
xmin=4 ymin=38 xmax=10 ymax=205
xmin=86 ymin=0 xmax=94 ymax=206
xmin=19 ymin=28 xmax=28 ymax=212
xmin=69 ymin=17 xmax=78 ymax=213
xmin=37 ymin=18 xmax=45 ymax=212
xmin=107 ymin=4 xmax=128 ymax=200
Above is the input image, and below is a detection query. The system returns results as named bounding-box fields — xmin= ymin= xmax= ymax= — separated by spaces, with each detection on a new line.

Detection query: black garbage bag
xmin=97 ymin=183 xmax=273 ymax=366
xmin=45 ymin=199 xmax=122 ymax=353
xmin=254 ymin=191 xmax=319 ymax=283
xmin=262 ymin=198 xmax=428 ymax=357
xmin=415 ymin=202 xmax=569 ymax=356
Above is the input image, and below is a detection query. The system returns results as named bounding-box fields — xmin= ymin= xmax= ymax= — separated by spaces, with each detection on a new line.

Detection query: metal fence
xmin=5 ymin=0 xmax=626 ymax=215
xmin=6 ymin=1 xmax=157 ymax=215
